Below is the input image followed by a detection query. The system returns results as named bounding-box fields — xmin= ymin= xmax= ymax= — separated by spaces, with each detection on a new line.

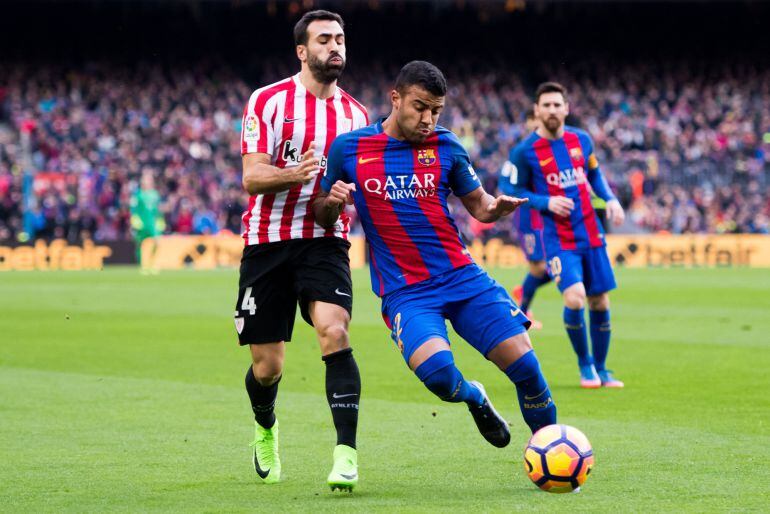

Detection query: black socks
xmin=322 ymin=348 xmax=361 ymax=449
xmin=245 ymin=348 xmax=360 ymax=447
xmin=245 ymin=366 xmax=280 ymax=429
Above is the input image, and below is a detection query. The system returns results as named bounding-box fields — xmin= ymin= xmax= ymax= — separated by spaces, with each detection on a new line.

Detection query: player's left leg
xmin=521 ymin=260 xmax=550 ymax=312
xmin=447 ymin=270 xmax=556 ymax=433
xmin=407 ymin=338 xmax=510 ymax=448
xmin=515 ymin=232 xmax=550 ymax=327
xmin=518 ymin=260 xmax=549 ymax=329
xmin=308 ymin=300 xmax=361 ymax=490
xmin=135 ymin=229 xmax=160 ymax=274
xmin=294 ymin=237 xmax=360 ymax=491
xmin=134 ymin=232 xmax=148 ymax=272
xmin=586 ymin=293 xmax=621 ymax=387
xmin=384 ymin=281 xmax=510 ymax=448
xmin=486 ymin=334 xmax=557 ymax=433
xmin=584 ymin=246 xmax=622 ymax=388
xmin=550 ymin=252 xmax=601 ymax=388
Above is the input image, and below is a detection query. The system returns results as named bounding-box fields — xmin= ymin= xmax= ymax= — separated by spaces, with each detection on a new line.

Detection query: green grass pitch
xmin=1 ymin=266 xmax=769 ymax=512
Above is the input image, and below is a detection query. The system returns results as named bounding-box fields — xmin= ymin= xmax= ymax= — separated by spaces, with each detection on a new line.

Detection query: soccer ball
xmin=524 ymin=424 xmax=594 ymax=493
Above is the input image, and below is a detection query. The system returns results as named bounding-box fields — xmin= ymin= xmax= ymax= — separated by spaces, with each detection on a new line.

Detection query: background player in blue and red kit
xmin=509 ymin=82 xmax=626 ymax=389
xmin=500 ymin=108 xmax=550 ymax=328
xmin=315 ymin=61 xmax=557 ymax=446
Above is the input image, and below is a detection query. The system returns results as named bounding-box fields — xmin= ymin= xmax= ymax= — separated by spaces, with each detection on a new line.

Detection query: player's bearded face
xmin=536 ymin=92 xmax=568 ymax=133
xmin=303 ymin=21 xmax=347 ymax=84
xmin=307 ymin=49 xmax=346 ymax=84
xmin=395 ymin=86 xmax=444 ymax=143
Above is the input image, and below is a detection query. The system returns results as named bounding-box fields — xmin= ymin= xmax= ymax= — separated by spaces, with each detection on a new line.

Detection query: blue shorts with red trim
xmin=546 ymin=246 xmax=617 ymax=296
xmin=381 ymin=264 xmax=531 ymax=363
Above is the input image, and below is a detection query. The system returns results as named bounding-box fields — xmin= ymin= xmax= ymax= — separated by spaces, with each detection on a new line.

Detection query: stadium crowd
xmin=0 ymin=59 xmax=768 ymax=243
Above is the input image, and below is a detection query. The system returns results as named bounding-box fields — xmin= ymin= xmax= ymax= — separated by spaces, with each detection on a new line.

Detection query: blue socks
xmin=505 ymin=350 xmax=557 ymax=433
xmin=563 ymin=307 xmax=612 ymax=370
xmin=564 ymin=307 xmax=592 ymax=366
xmin=414 ymin=350 xmax=484 ymax=406
xmin=520 ymin=273 xmax=551 ymax=313
xmin=415 ymin=349 xmax=558 ymax=434
xmin=590 ymin=309 xmax=611 ymax=372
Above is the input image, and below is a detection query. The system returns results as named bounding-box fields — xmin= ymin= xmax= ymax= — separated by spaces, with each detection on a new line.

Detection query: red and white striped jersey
xmin=240 ymin=74 xmax=368 ymax=245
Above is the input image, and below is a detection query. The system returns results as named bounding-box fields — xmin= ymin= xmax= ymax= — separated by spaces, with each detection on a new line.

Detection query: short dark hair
xmin=394 ymin=61 xmax=447 ymax=97
xmin=534 ymin=81 xmax=567 ymax=104
xmin=293 ymin=10 xmax=344 ymax=46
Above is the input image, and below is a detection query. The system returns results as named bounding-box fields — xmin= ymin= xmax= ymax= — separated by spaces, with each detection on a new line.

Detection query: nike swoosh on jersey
xmin=358 ymin=156 xmax=379 ymax=164
xmin=335 ymin=288 xmax=351 ymax=297
xmin=253 ymin=452 xmax=270 ymax=479
xmin=539 ymin=157 xmax=554 ymax=166
xmin=284 ymin=116 xmax=303 ymax=123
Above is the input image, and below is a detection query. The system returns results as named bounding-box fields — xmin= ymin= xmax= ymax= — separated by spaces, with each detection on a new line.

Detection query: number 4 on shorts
xmin=241 ymin=286 xmax=257 ymax=315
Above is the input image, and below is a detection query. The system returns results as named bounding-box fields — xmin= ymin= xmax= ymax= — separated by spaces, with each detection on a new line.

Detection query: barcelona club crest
xmin=417 ymin=148 xmax=437 ymax=166
xmin=569 ymin=147 xmax=583 ymax=161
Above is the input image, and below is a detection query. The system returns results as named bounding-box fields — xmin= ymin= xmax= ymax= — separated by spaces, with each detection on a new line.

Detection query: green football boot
xmin=250 ymin=420 xmax=280 ymax=484
xmin=327 ymin=444 xmax=358 ymax=492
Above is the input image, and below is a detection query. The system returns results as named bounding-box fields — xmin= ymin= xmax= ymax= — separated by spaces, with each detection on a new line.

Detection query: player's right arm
xmin=313 ymin=134 xmax=355 ymax=228
xmin=241 ymin=147 xmax=320 ymax=196
xmin=240 ymin=89 xmax=319 ymax=195
xmin=508 ymin=145 xmax=574 ymax=217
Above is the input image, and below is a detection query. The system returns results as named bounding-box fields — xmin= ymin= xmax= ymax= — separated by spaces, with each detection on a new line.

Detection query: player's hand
xmin=548 ymin=196 xmax=574 ymax=217
xmin=324 ymin=181 xmax=356 ymax=210
xmin=487 ymin=195 xmax=528 ymax=218
xmin=606 ymin=198 xmax=625 ymax=226
xmin=130 ymin=214 xmax=144 ymax=230
xmin=287 ymin=142 xmax=321 ymax=185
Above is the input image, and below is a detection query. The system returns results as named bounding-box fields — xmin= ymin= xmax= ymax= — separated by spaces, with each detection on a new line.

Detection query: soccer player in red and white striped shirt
xmin=234 ymin=10 xmax=368 ymax=491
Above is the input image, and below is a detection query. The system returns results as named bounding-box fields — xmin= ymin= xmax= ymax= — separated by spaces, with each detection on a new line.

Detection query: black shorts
xmin=233 ymin=237 xmax=352 ymax=345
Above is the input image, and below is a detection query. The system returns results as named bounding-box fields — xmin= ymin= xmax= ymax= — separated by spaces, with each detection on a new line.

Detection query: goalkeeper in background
xmin=130 ymin=171 xmax=164 ymax=270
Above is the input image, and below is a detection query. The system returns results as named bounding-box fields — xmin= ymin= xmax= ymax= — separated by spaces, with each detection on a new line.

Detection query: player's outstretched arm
xmin=313 ymin=181 xmax=356 ymax=228
xmin=460 ymin=187 xmax=528 ymax=223
xmin=242 ymin=143 xmax=320 ymax=195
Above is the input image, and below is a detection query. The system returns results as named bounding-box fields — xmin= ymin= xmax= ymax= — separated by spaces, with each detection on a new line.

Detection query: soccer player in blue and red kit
xmin=314 ymin=61 xmax=557 ymax=447
xmin=501 ymin=108 xmax=550 ymax=328
xmin=505 ymin=82 xmax=626 ymax=388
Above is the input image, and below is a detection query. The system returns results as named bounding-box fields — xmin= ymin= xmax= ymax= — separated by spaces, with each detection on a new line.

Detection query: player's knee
xmin=487 ymin=333 xmax=533 ymax=370
xmin=588 ymin=294 xmax=610 ymax=311
xmin=530 ymin=261 xmax=547 ymax=278
xmin=564 ymin=290 xmax=586 ymax=309
xmin=317 ymin=323 xmax=350 ymax=353
xmin=415 ymin=351 xmax=462 ymax=402
xmin=252 ymin=362 xmax=282 ymax=386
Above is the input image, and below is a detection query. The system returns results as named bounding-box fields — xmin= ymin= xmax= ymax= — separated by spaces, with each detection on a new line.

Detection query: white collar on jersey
xmin=292 ymin=73 xmax=340 ymax=101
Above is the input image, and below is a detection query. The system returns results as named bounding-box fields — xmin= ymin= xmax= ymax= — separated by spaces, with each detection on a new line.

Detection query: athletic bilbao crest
xmin=234 ymin=316 xmax=245 ymax=334
xmin=417 ymin=149 xmax=437 ymax=166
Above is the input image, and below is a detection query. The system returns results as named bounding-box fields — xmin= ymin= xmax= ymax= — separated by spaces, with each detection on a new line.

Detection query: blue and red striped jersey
xmin=322 ymin=120 xmax=480 ymax=297
xmin=504 ymin=125 xmax=616 ymax=255
xmin=500 ymin=146 xmax=544 ymax=236
xmin=510 ymin=199 xmax=544 ymax=235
